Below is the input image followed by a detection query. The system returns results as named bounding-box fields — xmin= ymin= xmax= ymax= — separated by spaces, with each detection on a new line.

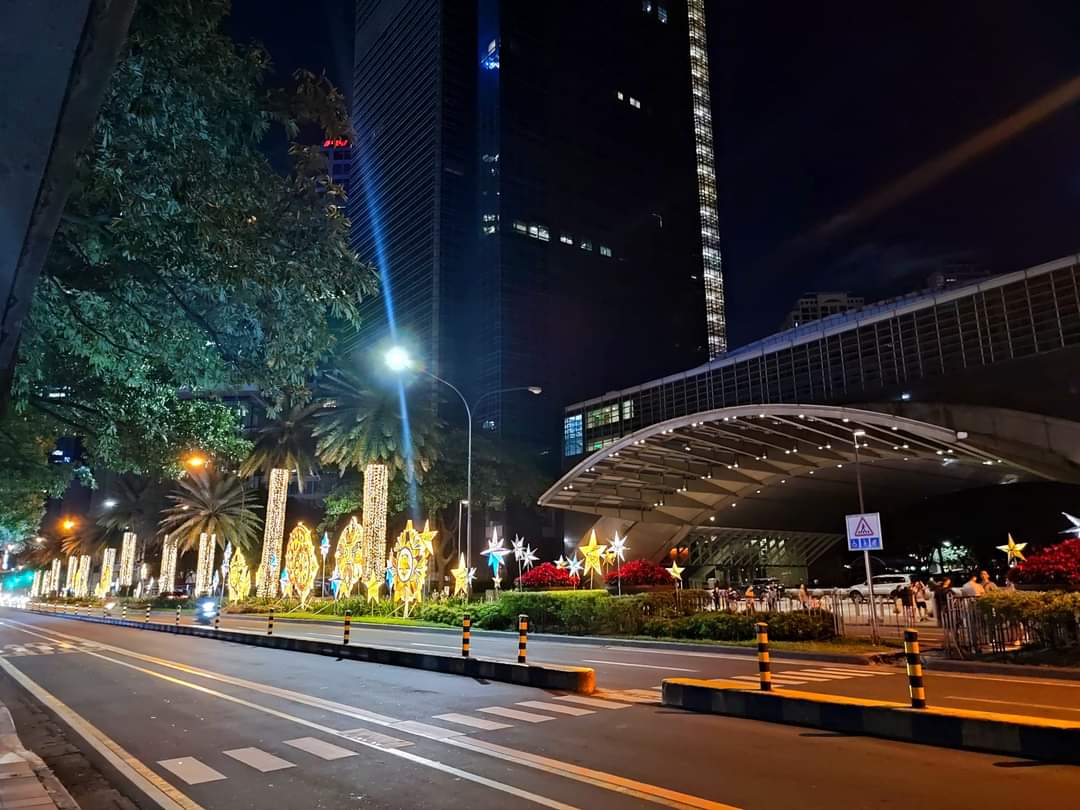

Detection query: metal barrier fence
xmin=938 ymin=596 xmax=1077 ymax=659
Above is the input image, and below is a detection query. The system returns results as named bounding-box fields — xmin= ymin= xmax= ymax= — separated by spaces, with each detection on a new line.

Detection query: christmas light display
xmin=390 ymin=520 xmax=437 ymax=617
xmin=74 ymin=555 xmax=91 ymax=598
xmin=195 ymin=532 xmax=215 ymax=596
xmin=284 ymin=523 xmax=319 ymax=608
xmin=42 ymin=567 xmax=53 ymax=596
xmin=450 ymin=553 xmax=476 ymax=597
xmin=568 ymin=554 xmax=583 ymax=579
xmin=667 ymin=560 xmax=685 ymax=584
xmin=31 ymin=570 xmax=42 ymax=597
xmin=159 ymin=534 xmax=179 ymax=593
xmin=1063 ymin=512 xmax=1080 ymax=538
xmin=257 ymin=468 xmax=289 ymax=597
xmin=64 ymin=555 xmax=76 ymax=594
xmin=609 ymin=533 xmax=630 ymax=596
xmin=95 ymin=548 xmax=116 ymax=598
xmin=522 ymin=545 xmax=538 ymax=570
xmin=365 ymin=572 xmax=381 ymax=604
xmin=49 ymin=558 xmax=61 ymax=596
xmin=334 ymin=517 xmax=365 ymax=598
xmin=227 ymin=552 xmax=251 ymax=603
xmin=481 ymin=528 xmax=510 ymax=583
xmin=362 ymin=463 xmax=388 ymax=580
xmin=997 ymin=534 xmax=1027 ymax=564
xmin=119 ymin=531 xmax=137 ymax=587
xmin=579 ymin=529 xmax=607 ymax=585
xmin=555 ymin=555 xmax=569 ymax=570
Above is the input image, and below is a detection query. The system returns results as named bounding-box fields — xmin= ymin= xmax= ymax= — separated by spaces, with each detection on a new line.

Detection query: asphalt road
xmin=0 ymin=609 xmax=1078 ymax=809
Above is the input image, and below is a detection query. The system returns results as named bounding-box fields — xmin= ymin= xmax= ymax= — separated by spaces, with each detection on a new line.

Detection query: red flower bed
xmin=518 ymin=562 xmax=577 ymax=589
xmin=1010 ymin=539 xmax=1080 ymax=587
xmin=605 ymin=558 xmax=672 ymax=587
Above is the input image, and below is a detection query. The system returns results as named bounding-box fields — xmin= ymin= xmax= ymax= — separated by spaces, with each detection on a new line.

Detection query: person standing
xmin=961 ymin=574 xmax=985 ymax=598
xmin=979 ymin=570 xmax=998 ymax=593
xmin=913 ymin=581 xmax=928 ymax=621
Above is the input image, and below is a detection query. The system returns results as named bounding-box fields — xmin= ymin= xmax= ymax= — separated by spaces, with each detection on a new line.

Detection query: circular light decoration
xmin=389 ymin=520 xmax=437 ymax=617
xmin=227 ymin=553 xmax=251 ymax=603
xmin=334 ymin=517 xmax=365 ymax=599
xmin=284 ymin=523 xmax=318 ymax=608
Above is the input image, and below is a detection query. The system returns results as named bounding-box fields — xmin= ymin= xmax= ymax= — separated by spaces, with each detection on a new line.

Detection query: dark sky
xmin=230 ymin=0 xmax=1080 ymax=348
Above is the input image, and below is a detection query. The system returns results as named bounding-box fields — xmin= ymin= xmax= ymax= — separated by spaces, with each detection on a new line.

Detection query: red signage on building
xmin=323 ymin=138 xmax=350 ymax=148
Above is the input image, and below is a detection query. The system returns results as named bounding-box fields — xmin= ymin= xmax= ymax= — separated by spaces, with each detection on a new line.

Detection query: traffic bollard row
xmin=342 ymin=610 xmax=351 ymax=645
xmin=175 ymin=605 xmax=181 ymax=627
xmin=461 ymin=613 xmax=471 ymax=658
xmin=756 ymin=622 xmax=772 ymax=691
xmin=267 ymin=609 xmax=274 ymax=636
xmin=122 ymin=605 xmax=127 ymax=621
xmin=146 ymin=605 xmax=152 ymax=624
xmin=517 ymin=614 xmax=529 ymax=664
xmin=904 ymin=628 xmax=926 ymax=708
xmin=214 ymin=613 xmax=220 ymax=631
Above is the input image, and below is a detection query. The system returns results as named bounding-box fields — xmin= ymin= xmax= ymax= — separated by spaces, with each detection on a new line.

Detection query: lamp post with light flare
xmin=852 ymin=428 xmax=880 ymax=644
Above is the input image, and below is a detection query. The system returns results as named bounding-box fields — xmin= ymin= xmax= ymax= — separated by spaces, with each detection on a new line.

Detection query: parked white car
xmin=847 ymin=574 xmax=914 ymax=602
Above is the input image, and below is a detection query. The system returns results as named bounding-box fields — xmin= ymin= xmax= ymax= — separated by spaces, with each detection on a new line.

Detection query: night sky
xmin=230 ymin=0 xmax=1080 ymax=350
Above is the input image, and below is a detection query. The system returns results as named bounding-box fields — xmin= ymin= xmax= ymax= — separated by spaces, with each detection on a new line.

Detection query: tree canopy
xmin=1 ymin=0 xmax=376 ymax=539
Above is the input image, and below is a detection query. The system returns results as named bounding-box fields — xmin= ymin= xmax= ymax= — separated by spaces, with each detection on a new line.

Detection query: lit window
xmin=513 ymin=220 xmax=527 ymax=234
xmin=528 ymin=224 xmax=539 ymax=239
xmin=563 ymin=415 xmax=583 ymax=456
xmin=642 ymin=0 xmax=653 ymax=12
xmin=483 ymin=213 xmax=497 ymax=223
xmin=586 ymin=404 xmax=620 ymax=429
xmin=589 ymin=438 xmax=617 ymax=451
xmin=599 ymin=245 xmax=612 ymax=257
xmin=629 ymin=97 xmax=641 ymax=109
xmin=537 ymin=225 xmax=550 ymax=242
xmin=581 ymin=239 xmax=593 ymax=251
xmin=622 ymin=400 xmax=634 ymax=421
xmin=560 ymin=233 xmax=573 ymax=245
xmin=617 ymin=90 xmax=624 ymax=101
xmin=658 ymin=5 xmax=668 ymax=23
xmin=482 ymin=225 xmax=496 ymax=235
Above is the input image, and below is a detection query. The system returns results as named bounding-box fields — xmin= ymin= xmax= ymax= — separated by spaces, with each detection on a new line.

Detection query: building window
xmin=642 ymin=0 xmax=653 ymax=12
xmin=537 ymin=225 xmax=550 ymax=242
xmin=617 ymin=90 xmax=625 ymax=101
xmin=560 ymin=233 xmax=574 ymax=245
xmin=482 ymin=225 xmax=496 ymax=235
xmin=621 ymin=400 xmax=634 ymax=421
xmin=629 ymin=97 xmax=641 ymax=109
xmin=586 ymin=403 xmax=620 ymax=429
xmin=513 ymin=220 xmax=527 ymax=234
xmin=588 ymin=437 xmax=617 ymax=452
xmin=658 ymin=5 xmax=668 ymax=23
xmin=528 ymin=224 xmax=539 ymax=239
xmin=563 ymin=415 xmax=583 ymax=456
xmin=580 ymin=239 xmax=593 ymax=252
xmin=599 ymin=245 xmax=612 ymax=258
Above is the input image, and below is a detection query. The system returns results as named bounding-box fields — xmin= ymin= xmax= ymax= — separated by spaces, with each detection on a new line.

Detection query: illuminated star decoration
xmin=1062 ymin=512 xmax=1080 ymax=537
xmin=610 ymin=533 xmax=629 ymax=561
xmin=667 ymin=560 xmax=685 ymax=584
xmin=365 ymin=573 xmax=381 ymax=605
xmin=511 ymin=535 xmax=526 ymax=562
xmin=481 ymin=528 xmax=511 ymax=579
xmin=522 ymin=545 xmax=538 ymax=571
xmin=450 ymin=553 xmax=476 ymax=597
xmin=567 ymin=554 xmax=583 ymax=578
xmin=385 ymin=559 xmax=395 ymax=592
xmin=997 ymin=534 xmax=1027 ymax=564
xmin=279 ymin=566 xmax=290 ymax=596
xmin=555 ymin=555 xmax=569 ymax=570
xmin=578 ymin=529 xmax=607 ymax=582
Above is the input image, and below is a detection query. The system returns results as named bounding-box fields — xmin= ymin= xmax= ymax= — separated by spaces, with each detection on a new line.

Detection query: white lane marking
xmin=222 ymin=747 xmax=295 ymax=772
xmin=582 ymin=659 xmax=697 ymax=672
xmin=5 ymin=617 xmax=733 ymax=810
xmin=0 ymin=655 xmax=205 ymax=810
xmin=516 ymin=701 xmax=594 ymax=717
xmin=552 ymin=695 xmax=631 ymax=710
xmin=944 ymin=696 xmax=1080 ymax=713
xmin=478 ymin=707 xmax=554 ymax=723
xmin=157 ymin=758 xmax=228 ymax=785
xmin=731 ymin=675 xmax=807 ymax=685
xmin=393 ymin=720 xmax=464 ymax=740
xmin=802 ymin=669 xmax=880 ymax=678
xmin=283 ymin=737 xmax=358 ymax=761
xmin=765 ymin=672 xmax=836 ymax=682
xmin=931 ymin=672 xmax=1080 ymax=689
xmin=433 ymin=713 xmax=512 ymax=731
xmin=410 ymin=642 xmax=460 ymax=650
xmin=340 ymin=728 xmax=413 ymax=749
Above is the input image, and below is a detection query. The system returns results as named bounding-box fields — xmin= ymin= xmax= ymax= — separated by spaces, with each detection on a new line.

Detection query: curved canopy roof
xmin=540 ymin=404 xmax=1048 ymax=533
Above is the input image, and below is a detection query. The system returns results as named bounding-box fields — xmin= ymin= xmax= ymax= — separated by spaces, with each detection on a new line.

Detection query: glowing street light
xmin=184 ymin=453 xmax=208 ymax=470
xmin=60 ymin=517 xmax=77 ymax=532
xmin=384 ymin=346 xmax=411 ymax=372
xmin=103 ymin=498 xmax=118 ymax=509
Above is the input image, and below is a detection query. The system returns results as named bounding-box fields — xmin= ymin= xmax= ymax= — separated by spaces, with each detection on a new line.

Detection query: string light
xmin=365 ymin=572 xmax=381 ymax=604
xmin=258 ymin=468 xmax=289 ymax=597
xmin=284 ymin=523 xmax=318 ymax=609
xmin=119 ymin=531 xmax=137 ymax=587
xmin=334 ymin=516 xmax=364 ymax=598
xmin=390 ymin=520 xmax=437 ymax=617
xmin=73 ymin=555 xmax=91 ymax=598
xmin=362 ymin=463 xmax=389 ymax=581
xmin=227 ymin=553 xmax=251 ymax=603
xmin=159 ymin=534 xmax=179 ymax=594
xmin=64 ymin=555 xmax=76 ymax=594
xmin=30 ymin=570 xmax=42 ymax=598
xmin=195 ymin=532 xmax=215 ymax=596
xmin=95 ymin=548 xmax=116 ymax=598
xmin=49 ymin=558 xmax=61 ymax=597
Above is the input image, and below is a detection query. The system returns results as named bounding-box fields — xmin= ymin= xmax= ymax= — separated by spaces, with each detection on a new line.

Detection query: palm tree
xmin=239 ymin=398 xmax=322 ymax=597
xmin=313 ymin=370 xmax=441 ymax=579
xmin=159 ymin=470 xmax=262 ymax=553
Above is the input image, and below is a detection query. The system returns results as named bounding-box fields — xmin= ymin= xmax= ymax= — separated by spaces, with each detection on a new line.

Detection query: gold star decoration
xmin=578 ymin=529 xmax=607 ymax=580
xmin=450 ymin=553 xmax=475 ymax=597
xmin=997 ymin=534 xmax=1027 ymax=563
xmin=365 ymin=572 xmax=382 ymax=604
xmin=667 ymin=561 xmax=684 ymax=583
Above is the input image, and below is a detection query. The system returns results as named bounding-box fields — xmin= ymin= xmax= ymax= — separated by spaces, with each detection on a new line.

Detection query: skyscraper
xmin=349 ymin=0 xmax=725 ymax=457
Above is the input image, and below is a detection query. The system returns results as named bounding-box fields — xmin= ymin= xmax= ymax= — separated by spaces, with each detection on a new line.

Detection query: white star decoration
xmin=511 ymin=535 xmax=526 ymax=562
xmin=482 ymin=528 xmax=511 ymax=576
xmin=610 ymin=533 xmax=629 ymax=561
xmin=522 ymin=545 xmax=538 ymax=570
xmin=567 ymin=554 xmax=583 ymax=578
xmin=1063 ymin=512 xmax=1080 ymax=537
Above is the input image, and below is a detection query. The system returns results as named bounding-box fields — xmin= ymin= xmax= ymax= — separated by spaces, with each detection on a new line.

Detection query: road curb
xmin=28 ymin=609 xmax=596 ymax=695
xmin=0 ymin=702 xmax=78 ymax=810
xmin=217 ymin=612 xmax=892 ymax=664
xmin=660 ymin=677 xmax=1080 ymax=763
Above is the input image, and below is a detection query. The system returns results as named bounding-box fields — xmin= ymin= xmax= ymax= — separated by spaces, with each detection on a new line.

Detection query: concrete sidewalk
xmin=0 ymin=701 xmax=77 ymax=810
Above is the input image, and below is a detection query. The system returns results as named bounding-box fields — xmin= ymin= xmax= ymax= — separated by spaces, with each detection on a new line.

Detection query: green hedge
xmin=976 ymin=590 xmax=1080 ymax=648
xmin=641 ymin=610 xmax=835 ymax=642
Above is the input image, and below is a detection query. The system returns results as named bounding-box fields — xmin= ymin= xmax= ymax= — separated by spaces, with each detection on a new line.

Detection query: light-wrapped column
xmin=95 ymin=548 xmax=116 ymax=598
xmin=74 ymin=555 xmax=91 ymax=597
xmin=119 ymin=531 xmax=137 ymax=587
xmin=362 ymin=463 xmax=388 ymax=581
xmin=50 ymin=558 xmax=62 ymax=595
xmin=31 ymin=570 xmax=42 ymax=597
xmin=64 ymin=555 xmax=76 ymax=593
xmin=195 ymin=532 xmax=215 ymax=596
xmin=257 ymin=468 xmax=289 ymax=597
xmin=159 ymin=534 xmax=179 ymax=593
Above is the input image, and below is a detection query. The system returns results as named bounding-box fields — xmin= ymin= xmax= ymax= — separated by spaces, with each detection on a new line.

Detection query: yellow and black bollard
xmin=213 ymin=612 xmax=220 ymax=631
xmin=517 ymin=614 xmax=528 ymax=664
xmin=122 ymin=604 xmax=127 ymax=622
xmin=461 ymin=614 xmax=471 ymax=658
xmin=343 ymin=610 xmax=351 ymax=645
xmin=904 ymin=628 xmax=926 ymax=708
xmin=175 ymin=604 xmax=181 ymax=627
xmin=102 ymin=606 xmax=107 ymax=619
xmin=145 ymin=605 xmax=151 ymax=624
xmin=267 ymin=609 xmax=275 ymax=636
xmin=756 ymin=622 xmax=772 ymax=691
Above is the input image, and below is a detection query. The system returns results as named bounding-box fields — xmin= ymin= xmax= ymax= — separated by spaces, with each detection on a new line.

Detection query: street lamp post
xmin=385 ymin=347 xmax=541 ymax=578
xmin=852 ymin=429 xmax=880 ymax=644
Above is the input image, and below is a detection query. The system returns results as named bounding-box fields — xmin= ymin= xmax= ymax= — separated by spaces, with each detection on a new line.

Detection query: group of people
xmin=890 ymin=570 xmax=1011 ymax=624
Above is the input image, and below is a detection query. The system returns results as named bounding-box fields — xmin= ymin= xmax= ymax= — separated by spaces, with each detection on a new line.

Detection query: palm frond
xmin=159 ymin=470 xmax=263 ymax=553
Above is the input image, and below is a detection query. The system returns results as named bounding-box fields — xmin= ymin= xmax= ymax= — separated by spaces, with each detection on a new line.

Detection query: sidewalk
xmin=0 ymin=701 xmax=77 ymax=810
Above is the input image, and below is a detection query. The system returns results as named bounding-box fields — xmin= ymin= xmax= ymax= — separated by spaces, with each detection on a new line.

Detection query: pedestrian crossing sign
xmin=845 ymin=512 xmax=883 ymax=551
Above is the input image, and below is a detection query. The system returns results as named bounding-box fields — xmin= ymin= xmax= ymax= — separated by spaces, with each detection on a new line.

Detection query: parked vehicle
xmin=847 ymin=573 xmax=913 ymax=602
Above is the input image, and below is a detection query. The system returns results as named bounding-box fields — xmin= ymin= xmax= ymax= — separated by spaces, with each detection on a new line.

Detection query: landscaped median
xmin=25 ymin=607 xmax=595 ymax=695
xmin=661 ymin=677 xmax=1080 ymax=763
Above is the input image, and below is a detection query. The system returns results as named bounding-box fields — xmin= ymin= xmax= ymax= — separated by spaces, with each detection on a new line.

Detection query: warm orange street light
xmin=184 ymin=453 xmax=208 ymax=469
xmin=60 ymin=517 xmax=77 ymax=532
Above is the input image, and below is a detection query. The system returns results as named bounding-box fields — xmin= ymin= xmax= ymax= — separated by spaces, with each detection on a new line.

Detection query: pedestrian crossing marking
xmin=283 ymin=737 xmax=357 ymax=761
xmin=433 ymin=713 xmax=512 ymax=731
xmin=392 ymin=720 xmax=464 ymax=740
xmin=477 ymin=706 xmax=554 ymax=723
xmin=732 ymin=675 xmax=807 ymax=685
xmin=157 ymin=757 xmax=227 ymax=785
xmin=516 ymin=700 xmax=594 ymax=716
xmin=340 ymin=728 xmax=413 ymax=749
xmin=222 ymin=748 xmax=294 ymax=772
xmin=553 ymin=694 xmax=631 ymax=710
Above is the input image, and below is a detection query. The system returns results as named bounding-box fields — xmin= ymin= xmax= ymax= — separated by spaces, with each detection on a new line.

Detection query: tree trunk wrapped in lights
xmin=362 ymin=463 xmax=388 ymax=581
xmin=50 ymin=559 xmax=62 ymax=596
xmin=95 ymin=548 xmax=116 ymax=598
xmin=284 ymin=523 xmax=318 ymax=609
xmin=258 ymin=468 xmax=289 ymax=597
xmin=159 ymin=534 xmax=179 ymax=594
xmin=31 ymin=570 xmax=42 ymax=598
xmin=119 ymin=531 xmax=137 ymax=588
xmin=227 ymin=553 xmax=251 ymax=603
xmin=334 ymin=516 xmax=364 ymax=598
xmin=74 ymin=555 xmax=91 ymax=597
xmin=64 ymin=555 xmax=76 ymax=594
xmin=195 ymin=532 xmax=215 ymax=597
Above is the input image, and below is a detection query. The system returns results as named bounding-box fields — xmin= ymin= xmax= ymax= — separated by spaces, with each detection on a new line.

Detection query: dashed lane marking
xmin=432 ymin=713 xmax=512 ymax=731
xmin=283 ymin=737 xmax=358 ymax=761
xmin=581 ymin=659 xmax=698 ymax=672
xmin=477 ymin=707 xmax=554 ymax=723
xmin=222 ymin=748 xmax=295 ymax=773
xmin=157 ymin=758 xmax=227 ymax=785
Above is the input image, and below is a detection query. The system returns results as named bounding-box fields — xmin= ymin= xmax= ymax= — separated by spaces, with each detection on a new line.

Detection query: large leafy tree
xmin=2 ymin=0 xmax=376 ymax=537
xmin=159 ymin=470 xmax=263 ymax=553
